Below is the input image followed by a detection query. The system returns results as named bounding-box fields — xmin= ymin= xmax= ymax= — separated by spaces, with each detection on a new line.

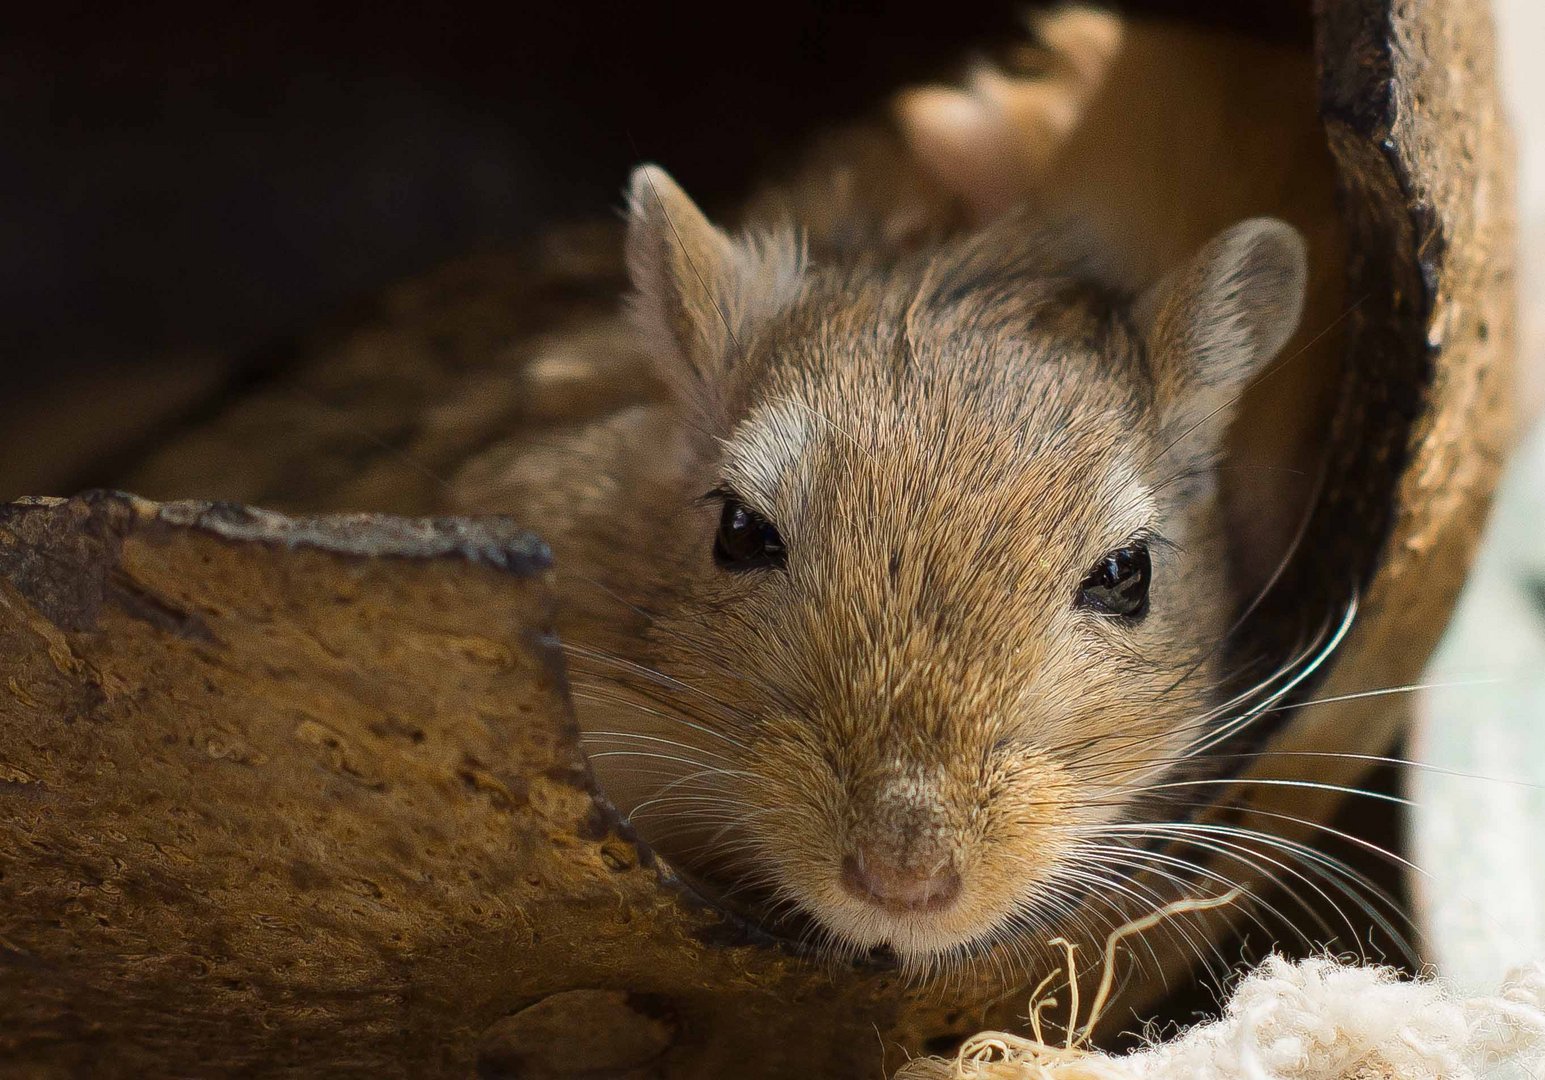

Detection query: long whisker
xmin=570 ymin=689 xmax=750 ymax=749
xmin=1213 ymin=749 xmax=1545 ymax=790
xmin=579 ymin=730 xmax=742 ymax=765
xmin=1131 ymin=776 xmax=1412 ymax=809
xmin=1090 ymin=821 xmax=1417 ymax=961
xmin=1177 ymin=595 xmax=1359 ymax=761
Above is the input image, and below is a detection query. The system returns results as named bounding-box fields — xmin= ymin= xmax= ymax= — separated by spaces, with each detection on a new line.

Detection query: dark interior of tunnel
xmin=1 ymin=1 xmax=1311 ymax=496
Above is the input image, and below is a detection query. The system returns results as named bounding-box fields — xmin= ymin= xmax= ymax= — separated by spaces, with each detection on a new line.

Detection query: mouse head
xmin=600 ymin=166 xmax=1305 ymax=966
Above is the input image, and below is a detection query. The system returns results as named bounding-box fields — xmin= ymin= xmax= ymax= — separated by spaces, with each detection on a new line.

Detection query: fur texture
xmin=462 ymin=158 xmax=1307 ymax=965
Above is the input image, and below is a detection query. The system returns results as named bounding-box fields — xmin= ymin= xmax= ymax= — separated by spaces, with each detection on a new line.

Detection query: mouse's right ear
xmin=1133 ymin=217 xmax=1308 ymax=448
xmin=625 ymin=165 xmax=803 ymax=422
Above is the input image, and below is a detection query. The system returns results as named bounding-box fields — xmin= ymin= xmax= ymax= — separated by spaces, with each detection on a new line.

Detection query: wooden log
xmin=0 ymin=492 xmax=1014 ymax=1077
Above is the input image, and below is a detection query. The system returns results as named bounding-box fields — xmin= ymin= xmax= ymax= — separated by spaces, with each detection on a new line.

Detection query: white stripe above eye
xmin=1106 ymin=454 xmax=1157 ymax=538
xmin=719 ymin=398 xmax=814 ymax=516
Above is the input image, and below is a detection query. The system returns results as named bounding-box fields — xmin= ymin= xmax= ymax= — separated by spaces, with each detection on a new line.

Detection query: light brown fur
xmin=446 ymin=140 xmax=1306 ymax=964
xmin=895 ymin=6 xmax=1345 ymax=595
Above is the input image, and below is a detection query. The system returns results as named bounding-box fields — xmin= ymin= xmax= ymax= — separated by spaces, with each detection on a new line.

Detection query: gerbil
xmin=445 ymin=139 xmax=1307 ymax=963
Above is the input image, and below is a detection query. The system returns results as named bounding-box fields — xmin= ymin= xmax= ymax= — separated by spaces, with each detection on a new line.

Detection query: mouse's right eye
xmin=712 ymin=494 xmax=787 ymax=572
xmin=1075 ymin=541 xmax=1151 ymax=620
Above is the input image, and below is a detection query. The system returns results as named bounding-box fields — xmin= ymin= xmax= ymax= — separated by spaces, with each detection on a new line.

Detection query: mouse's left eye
xmin=712 ymin=494 xmax=786 ymax=572
xmin=1076 ymin=541 xmax=1151 ymax=619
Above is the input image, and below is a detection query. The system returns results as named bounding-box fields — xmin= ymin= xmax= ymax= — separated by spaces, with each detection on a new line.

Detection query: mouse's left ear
xmin=625 ymin=165 xmax=803 ymax=423
xmin=1133 ymin=217 xmax=1308 ymax=444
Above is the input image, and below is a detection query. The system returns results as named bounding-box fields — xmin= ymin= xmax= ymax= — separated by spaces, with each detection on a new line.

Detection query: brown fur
xmin=896 ymin=6 xmax=1345 ymax=596
xmin=445 ymin=143 xmax=1306 ymax=964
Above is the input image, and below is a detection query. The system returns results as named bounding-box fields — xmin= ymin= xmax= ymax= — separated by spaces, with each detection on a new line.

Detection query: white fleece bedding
xmin=897 ymin=957 xmax=1545 ymax=1080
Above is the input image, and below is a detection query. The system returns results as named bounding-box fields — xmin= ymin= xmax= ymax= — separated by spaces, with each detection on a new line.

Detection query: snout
xmin=840 ymin=844 xmax=962 ymax=915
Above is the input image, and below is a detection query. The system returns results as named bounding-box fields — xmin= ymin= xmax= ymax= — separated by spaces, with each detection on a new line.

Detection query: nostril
xmin=840 ymin=850 xmax=962 ymax=914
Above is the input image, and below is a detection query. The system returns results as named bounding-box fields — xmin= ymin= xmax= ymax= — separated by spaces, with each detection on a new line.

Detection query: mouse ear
xmin=625 ymin=165 xmax=802 ymax=420
xmin=1133 ymin=217 xmax=1308 ymax=443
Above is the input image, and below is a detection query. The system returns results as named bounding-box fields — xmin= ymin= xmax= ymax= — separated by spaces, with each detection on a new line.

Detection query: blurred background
xmin=6 ymin=0 xmax=1536 ymax=472
xmin=1410 ymin=0 xmax=1545 ymax=1023
xmin=0 ymin=0 xmax=1313 ymax=497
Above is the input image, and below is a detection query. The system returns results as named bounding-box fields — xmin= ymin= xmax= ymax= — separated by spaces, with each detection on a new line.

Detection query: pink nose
xmin=840 ymin=848 xmax=962 ymax=914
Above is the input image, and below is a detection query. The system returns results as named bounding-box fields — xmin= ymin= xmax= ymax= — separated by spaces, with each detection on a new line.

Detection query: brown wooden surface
xmin=0 ymin=493 xmax=1034 ymax=1078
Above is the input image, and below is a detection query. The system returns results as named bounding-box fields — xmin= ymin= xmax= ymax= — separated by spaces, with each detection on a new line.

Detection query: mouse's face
xmin=640 ymin=303 xmax=1235 ymax=965
xmin=607 ymin=167 xmax=1306 ymax=966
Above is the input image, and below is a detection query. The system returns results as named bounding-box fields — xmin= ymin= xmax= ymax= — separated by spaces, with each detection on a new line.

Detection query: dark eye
xmin=1076 ymin=542 xmax=1151 ymax=619
xmin=712 ymin=494 xmax=786 ymax=572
